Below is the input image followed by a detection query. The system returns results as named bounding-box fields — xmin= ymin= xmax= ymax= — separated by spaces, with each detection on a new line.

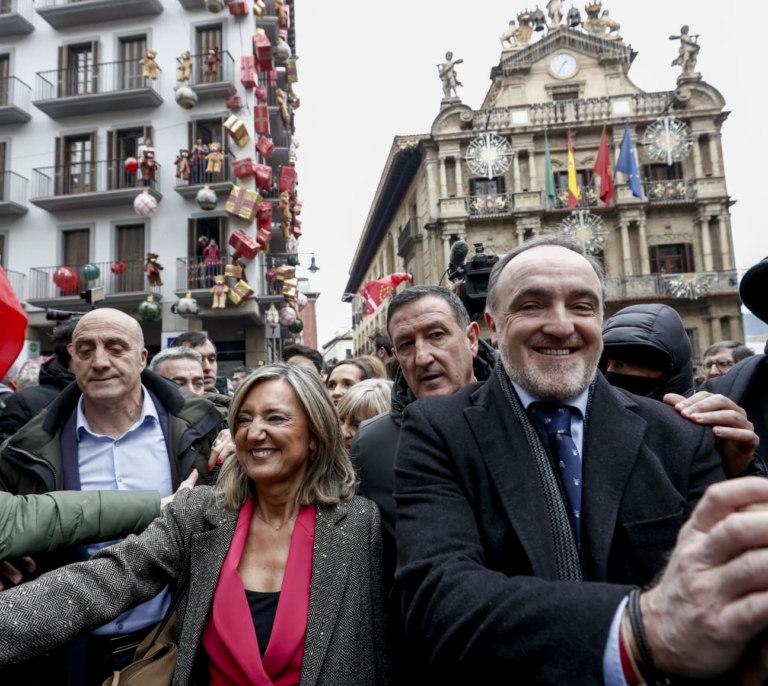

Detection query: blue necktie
xmin=529 ymin=403 xmax=582 ymax=547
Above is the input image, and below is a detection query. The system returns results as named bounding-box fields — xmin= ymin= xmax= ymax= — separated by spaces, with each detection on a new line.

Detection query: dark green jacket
xmin=0 ymin=490 xmax=160 ymax=560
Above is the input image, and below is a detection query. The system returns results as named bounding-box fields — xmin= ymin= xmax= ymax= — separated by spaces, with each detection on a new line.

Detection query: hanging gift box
xmin=279 ymin=4 xmax=290 ymax=29
xmin=225 ymin=95 xmax=243 ymax=111
xmin=292 ymin=221 xmax=302 ymax=238
xmin=228 ymin=279 xmax=255 ymax=306
xmin=255 ymin=84 xmax=267 ymax=103
xmin=254 ymin=105 xmax=270 ymax=136
xmin=292 ymin=199 xmax=302 ymax=215
xmin=227 ymin=1 xmax=248 ymax=15
xmin=279 ymin=167 xmax=297 ymax=194
xmin=253 ymin=164 xmax=273 ymax=191
xmin=281 ymin=278 xmax=298 ymax=299
xmin=240 ymin=56 xmax=257 ymax=88
xmin=256 ymin=201 xmax=272 ymax=229
xmin=225 ymin=186 xmax=262 ymax=222
xmin=286 ymin=58 xmax=298 ymax=84
xmin=228 ymin=230 xmax=260 ymax=259
xmin=256 ymin=227 xmax=272 ymax=249
xmin=225 ymin=115 xmax=251 ymax=148
xmin=267 ymin=70 xmax=278 ymax=87
xmin=232 ymin=158 xmax=256 ymax=179
xmin=256 ymin=135 xmax=275 ymax=159
xmin=253 ymin=29 xmax=273 ymax=72
xmin=224 ymin=263 xmax=244 ymax=279
xmin=253 ymin=0 xmax=266 ymax=16
xmin=276 ymin=265 xmax=296 ymax=282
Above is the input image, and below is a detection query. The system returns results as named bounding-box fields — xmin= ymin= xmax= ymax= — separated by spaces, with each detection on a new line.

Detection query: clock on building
xmin=549 ymin=53 xmax=578 ymax=79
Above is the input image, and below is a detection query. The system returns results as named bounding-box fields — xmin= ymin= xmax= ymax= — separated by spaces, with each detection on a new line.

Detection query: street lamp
xmin=308 ymin=255 xmax=320 ymax=274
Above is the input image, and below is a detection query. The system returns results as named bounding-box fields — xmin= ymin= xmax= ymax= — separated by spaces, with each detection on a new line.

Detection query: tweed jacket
xmin=0 ymin=487 xmax=391 ymax=686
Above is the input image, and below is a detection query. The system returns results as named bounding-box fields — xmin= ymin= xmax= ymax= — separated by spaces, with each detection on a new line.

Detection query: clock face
xmin=550 ymin=53 xmax=577 ymax=78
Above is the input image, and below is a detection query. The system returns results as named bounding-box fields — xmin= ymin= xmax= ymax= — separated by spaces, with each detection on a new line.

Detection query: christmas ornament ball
xmin=175 ymin=84 xmax=198 ymax=110
xmin=124 ymin=157 xmax=139 ymax=173
xmin=111 ymin=261 xmax=127 ymax=275
xmin=82 ymin=263 xmax=101 ymax=281
xmin=138 ymin=294 xmax=162 ymax=322
xmin=278 ymin=305 xmax=297 ymax=326
xmin=196 ymin=185 xmax=218 ymax=211
xmin=288 ymin=319 xmax=304 ymax=335
xmin=52 ymin=266 xmax=80 ymax=292
xmin=296 ymin=291 xmax=308 ymax=311
xmin=134 ymin=190 xmax=158 ymax=217
xmin=176 ymin=292 xmax=199 ymax=316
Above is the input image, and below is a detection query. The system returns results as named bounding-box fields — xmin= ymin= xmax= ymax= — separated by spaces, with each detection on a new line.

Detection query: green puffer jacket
xmin=0 ymin=489 xmax=160 ymax=560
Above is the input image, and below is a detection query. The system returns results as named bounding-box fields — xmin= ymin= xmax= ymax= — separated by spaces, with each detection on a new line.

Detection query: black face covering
xmin=604 ymin=371 xmax=664 ymax=399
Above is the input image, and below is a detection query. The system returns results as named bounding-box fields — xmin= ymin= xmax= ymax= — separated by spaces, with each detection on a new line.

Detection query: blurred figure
xmin=14 ymin=359 xmax=43 ymax=392
xmin=149 ymin=347 xmax=205 ymax=397
xmin=701 ymin=340 xmax=754 ymax=380
xmin=0 ymin=318 xmax=78 ymax=445
xmin=325 ymin=359 xmax=374 ymax=406
xmin=283 ymin=344 xmax=323 ymax=375
xmin=170 ymin=331 xmax=230 ymax=399
xmin=358 ymin=354 xmax=387 ymax=379
xmin=337 ymin=378 xmax=392 ymax=452
xmin=369 ymin=328 xmax=393 ymax=363
xmin=231 ymin=365 xmax=254 ymax=391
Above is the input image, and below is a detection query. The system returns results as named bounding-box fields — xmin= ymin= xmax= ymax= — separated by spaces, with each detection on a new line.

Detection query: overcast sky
xmin=293 ymin=1 xmax=765 ymax=346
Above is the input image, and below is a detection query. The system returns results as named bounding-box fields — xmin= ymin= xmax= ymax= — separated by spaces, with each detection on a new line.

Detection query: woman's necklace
xmin=254 ymin=508 xmax=299 ymax=531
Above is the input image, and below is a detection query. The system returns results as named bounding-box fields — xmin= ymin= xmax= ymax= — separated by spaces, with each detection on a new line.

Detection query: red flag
xmin=0 ymin=265 xmax=28 ymax=380
xmin=593 ymin=127 xmax=615 ymax=206
xmin=359 ymin=273 xmax=412 ymax=316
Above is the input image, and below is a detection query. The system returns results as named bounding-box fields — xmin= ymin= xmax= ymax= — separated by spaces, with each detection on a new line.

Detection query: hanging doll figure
xmin=178 ymin=50 xmax=194 ymax=82
xmin=139 ymin=138 xmax=156 ymax=186
xmin=204 ymin=46 xmax=221 ymax=77
xmin=205 ymin=141 xmax=225 ymax=176
xmin=191 ymin=138 xmax=208 ymax=184
xmin=175 ymin=149 xmax=192 ymax=180
xmin=265 ymin=264 xmax=278 ymax=295
xmin=210 ymin=275 xmax=229 ymax=308
xmin=145 ymin=253 xmax=164 ymax=287
xmin=139 ymin=49 xmax=159 ymax=80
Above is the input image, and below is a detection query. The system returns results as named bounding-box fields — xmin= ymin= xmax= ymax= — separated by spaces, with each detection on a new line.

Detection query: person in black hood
xmin=601 ymin=303 xmax=694 ymax=400
xmin=0 ymin=318 xmax=78 ymax=445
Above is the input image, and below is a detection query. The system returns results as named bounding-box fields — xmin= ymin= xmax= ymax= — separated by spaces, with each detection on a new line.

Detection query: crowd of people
xmin=0 ymin=236 xmax=767 ymax=686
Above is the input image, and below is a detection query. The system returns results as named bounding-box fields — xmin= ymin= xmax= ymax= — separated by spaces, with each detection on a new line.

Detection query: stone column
xmin=439 ymin=158 xmax=448 ymax=198
xmin=709 ymin=134 xmax=722 ymax=176
xmin=700 ymin=215 xmax=713 ymax=272
xmin=637 ymin=216 xmax=650 ymax=275
xmin=426 ymin=157 xmax=440 ymax=221
xmin=528 ymin=149 xmax=538 ymax=191
xmin=692 ymin=136 xmax=703 ymax=178
xmin=516 ymin=228 xmax=525 ymax=246
xmin=454 ymin=156 xmax=464 ymax=197
xmin=718 ymin=214 xmax=732 ymax=270
xmin=512 ymin=153 xmax=522 ymax=193
xmin=619 ymin=221 xmax=633 ymax=276
xmin=442 ymin=235 xmax=451 ymax=274
xmin=709 ymin=316 xmax=722 ymax=345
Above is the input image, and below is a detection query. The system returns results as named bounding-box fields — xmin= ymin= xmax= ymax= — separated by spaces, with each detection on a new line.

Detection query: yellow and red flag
xmin=567 ymin=130 xmax=581 ymax=209
xmin=359 ymin=273 xmax=412 ymax=315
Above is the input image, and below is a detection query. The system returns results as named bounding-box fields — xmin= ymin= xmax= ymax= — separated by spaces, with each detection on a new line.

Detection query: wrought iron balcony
xmin=31 ymin=159 xmax=162 ymax=212
xmin=35 ymin=0 xmax=162 ymax=29
xmin=552 ymin=184 xmax=599 ymax=210
xmin=605 ymin=270 xmax=741 ymax=303
xmin=28 ymin=259 xmax=161 ymax=310
xmin=0 ymin=0 xmax=34 ymax=37
xmin=0 ymin=171 xmax=29 ymax=216
xmin=174 ymin=151 xmax=233 ymax=199
xmin=175 ymin=255 xmax=233 ymax=293
xmin=467 ymin=193 xmax=514 ymax=218
xmin=0 ymin=76 xmax=31 ymax=124
xmin=398 ymin=218 xmax=419 ymax=256
xmin=176 ymin=51 xmax=236 ymax=101
xmin=4 ymin=269 xmax=25 ymax=304
xmin=33 ymin=59 xmax=163 ymax=119
xmin=644 ymin=179 xmax=697 ymax=203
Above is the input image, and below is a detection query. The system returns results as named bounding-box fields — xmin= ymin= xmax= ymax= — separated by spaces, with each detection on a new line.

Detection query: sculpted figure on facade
xmin=500 ymin=20 xmax=521 ymax=47
xmin=670 ymin=25 xmax=701 ymax=77
xmin=438 ymin=52 xmax=463 ymax=99
xmin=547 ymin=0 xmax=564 ymax=28
xmin=581 ymin=2 xmax=622 ymax=41
xmin=601 ymin=10 xmax=621 ymax=40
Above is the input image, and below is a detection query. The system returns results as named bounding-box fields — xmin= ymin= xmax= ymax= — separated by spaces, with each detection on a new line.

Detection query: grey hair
xmin=149 ymin=346 xmax=203 ymax=372
xmin=486 ymin=233 xmax=607 ymax=318
xmin=215 ymin=363 xmax=358 ymax=509
xmin=702 ymin=341 xmax=755 ymax=364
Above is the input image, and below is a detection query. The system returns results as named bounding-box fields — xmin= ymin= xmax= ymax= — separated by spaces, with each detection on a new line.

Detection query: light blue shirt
xmin=509 ymin=378 xmax=627 ymax=686
xmin=76 ymin=386 xmax=172 ymax=636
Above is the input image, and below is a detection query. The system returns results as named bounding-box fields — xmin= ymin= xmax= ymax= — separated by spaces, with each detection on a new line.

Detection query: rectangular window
xmin=63 ymin=228 xmax=90 ymax=266
xmin=187 ymin=216 xmax=227 ymax=288
xmin=0 ymin=55 xmax=9 ymax=107
xmin=195 ymin=25 xmax=223 ymax=84
xmin=643 ymin=163 xmax=684 ymax=182
xmin=116 ymin=223 xmax=146 ymax=292
xmin=469 ymin=177 xmax=506 ymax=196
xmin=686 ymin=328 xmax=700 ymax=367
xmin=61 ymin=43 xmax=97 ymax=96
xmin=119 ymin=36 xmax=147 ymax=91
xmin=552 ymin=90 xmax=579 ymax=101
xmin=107 ymin=125 xmax=151 ymax=190
xmin=188 ymin=118 xmax=227 ymax=184
xmin=649 ymin=243 xmax=694 ymax=274
xmin=57 ymin=134 xmax=95 ymax=195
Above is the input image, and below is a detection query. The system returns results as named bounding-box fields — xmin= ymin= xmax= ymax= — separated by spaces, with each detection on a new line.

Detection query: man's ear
xmin=140 ymin=348 xmax=148 ymax=371
xmin=466 ymin=321 xmax=480 ymax=357
xmin=484 ymin=311 xmax=499 ymax=348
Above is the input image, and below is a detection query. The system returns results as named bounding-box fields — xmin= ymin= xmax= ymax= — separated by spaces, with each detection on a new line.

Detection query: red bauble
xmin=111 ymin=261 xmax=127 ymax=275
xmin=53 ymin=266 xmax=80 ymax=292
xmin=124 ymin=157 xmax=139 ymax=173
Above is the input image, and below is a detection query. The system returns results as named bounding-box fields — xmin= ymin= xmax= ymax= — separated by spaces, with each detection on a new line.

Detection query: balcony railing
xmin=35 ymin=0 xmax=162 ymax=29
xmin=0 ymin=0 xmax=34 ymax=36
xmin=4 ymin=269 xmax=25 ymax=303
xmin=175 ymin=151 xmax=233 ymax=189
xmin=0 ymin=171 xmax=29 ymax=214
xmin=605 ymin=270 xmax=741 ymax=302
xmin=553 ymin=184 xmax=599 ymax=210
xmin=32 ymin=159 xmax=161 ymax=199
xmin=177 ymin=51 xmax=236 ymax=100
xmin=467 ymin=193 xmax=514 ymax=217
xmin=645 ymin=179 xmax=697 ymax=203
xmin=0 ymin=76 xmax=32 ymax=122
xmin=175 ymin=255 xmax=234 ymax=292
xmin=33 ymin=59 xmax=162 ymax=117
xmin=28 ymin=259 xmax=159 ymax=302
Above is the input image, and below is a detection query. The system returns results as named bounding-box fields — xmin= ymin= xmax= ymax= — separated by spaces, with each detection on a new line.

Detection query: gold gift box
xmin=281 ymin=277 xmax=298 ymax=299
xmin=225 ymin=186 xmax=262 ymax=222
xmin=228 ymin=279 xmax=254 ymax=306
xmin=224 ymin=264 xmax=243 ymax=279
xmin=276 ymin=265 xmax=296 ymax=281
xmin=224 ymin=114 xmax=251 ymax=148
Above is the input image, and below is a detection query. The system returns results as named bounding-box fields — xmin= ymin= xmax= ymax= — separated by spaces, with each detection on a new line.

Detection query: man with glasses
xmin=701 ymin=340 xmax=754 ymax=380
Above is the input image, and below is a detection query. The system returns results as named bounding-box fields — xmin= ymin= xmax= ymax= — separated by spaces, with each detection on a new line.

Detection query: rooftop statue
xmin=547 ymin=0 xmax=564 ymax=28
xmin=500 ymin=20 xmax=522 ymax=47
xmin=582 ymin=2 xmax=622 ymax=41
xmin=438 ymin=52 xmax=463 ymax=99
xmin=567 ymin=5 xmax=582 ymax=28
xmin=670 ymin=25 xmax=701 ymax=78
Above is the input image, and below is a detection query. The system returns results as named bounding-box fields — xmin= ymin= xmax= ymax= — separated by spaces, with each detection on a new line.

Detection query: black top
xmin=244 ymin=590 xmax=280 ymax=657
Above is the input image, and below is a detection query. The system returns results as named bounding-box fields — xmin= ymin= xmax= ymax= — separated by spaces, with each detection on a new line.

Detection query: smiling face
xmin=486 ymin=245 xmax=603 ymax=401
xmin=390 ymin=296 xmax=479 ymax=400
xmin=68 ymin=309 xmax=147 ymax=407
xmin=326 ymin=364 xmax=363 ymax=406
xmin=233 ymin=378 xmax=314 ymax=492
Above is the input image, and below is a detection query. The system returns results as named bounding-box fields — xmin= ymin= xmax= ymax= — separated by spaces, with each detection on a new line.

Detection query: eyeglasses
xmin=701 ymin=360 xmax=736 ymax=370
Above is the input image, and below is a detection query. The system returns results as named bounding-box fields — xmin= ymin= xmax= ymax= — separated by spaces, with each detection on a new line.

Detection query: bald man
xmin=0 ymin=308 xmax=226 ymax=685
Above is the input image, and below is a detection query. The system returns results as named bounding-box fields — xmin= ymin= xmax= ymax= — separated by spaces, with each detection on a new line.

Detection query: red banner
xmin=359 ymin=273 xmax=412 ymax=315
xmin=0 ymin=265 xmax=28 ymax=380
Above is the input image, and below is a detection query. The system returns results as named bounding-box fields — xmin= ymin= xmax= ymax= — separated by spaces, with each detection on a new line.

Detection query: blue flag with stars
xmin=615 ymin=123 xmax=643 ymax=200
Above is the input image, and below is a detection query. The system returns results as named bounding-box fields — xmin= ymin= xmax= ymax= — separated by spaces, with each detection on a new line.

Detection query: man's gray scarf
xmin=496 ymin=362 xmax=584 ymax=582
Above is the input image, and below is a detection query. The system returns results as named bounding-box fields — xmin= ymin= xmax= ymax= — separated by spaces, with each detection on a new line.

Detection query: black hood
xmin=389 ymin=337 xmax=499 ymax=423
xmin=601 ymin=304 xmax=694 ymax=400
xmin=38 ymin=357 xmax=76 ymax=391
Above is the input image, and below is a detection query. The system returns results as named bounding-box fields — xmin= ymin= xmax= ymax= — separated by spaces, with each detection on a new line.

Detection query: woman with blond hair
xmin=0 ymin=364 xmax=391 ymax=686
xmin=337 ymin=378 xmax=393 ymax=453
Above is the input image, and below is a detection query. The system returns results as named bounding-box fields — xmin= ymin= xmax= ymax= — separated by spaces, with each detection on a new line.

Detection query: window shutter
xmin=57 ymin=46 xmax=67 ymax=97
xmin=649 ymin=244 xmax=660 ymax=274
xmin=188 ymin=121 xmax=195 ymax=149
xmin=684 ymin=243 xmax=695 ymax=272
xmin=496 ymin=176 xmax=506 ymax=194
xmin=91 ymin=41 xmax=99 ymax=93
xmin=469 ymin=178 xmax=477 ymax=196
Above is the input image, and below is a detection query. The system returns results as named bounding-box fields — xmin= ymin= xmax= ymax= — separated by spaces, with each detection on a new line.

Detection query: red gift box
xmin=292 ymin=199 xmax=302 ymax=215
xmin=267 ymin=70 xmax=278 ymax=87
xmin=253 ymin=30 xmax=273 ymax=72
xmin=255 ymin=84 xmax=267 ymax=103
xmin=256 ymin=136 xmax=275 ymax=159
xmin=227 ymin=1 xmax=248 ymax=15
xmin=279 ymin=167 xmax=297 ymax=194
xmin=292 ymin=221 xmax=302 ymax=238
xmin=240 ymin=56 xmax=257 ymax=88
xmin=256 ymin=227 xmax=272 ymax=249
xmin=254 ymin=164 xmax=273 ymax=191
xmin=254 ymin=105 xmax=270 ymax=136
xmin=225 ymin=95 xmax=243 ymax=111
xmin=233 ymin=158 xmax=256 ymax=179
xmin=228 ymin=230 xmax=259 ymax=260
xmin=256 ymin=200 xmax=273 ymax=226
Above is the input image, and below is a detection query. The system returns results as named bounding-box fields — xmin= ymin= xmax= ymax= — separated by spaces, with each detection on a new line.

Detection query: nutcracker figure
xmin=191 ymin=138 xmax=209 ymax=184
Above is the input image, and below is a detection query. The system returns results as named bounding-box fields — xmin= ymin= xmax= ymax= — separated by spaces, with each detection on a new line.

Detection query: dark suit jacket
xmin=394 ymin=371 xmax=726 ymax=685
xmin=0 ymin=488 xmax=391 ymax=686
